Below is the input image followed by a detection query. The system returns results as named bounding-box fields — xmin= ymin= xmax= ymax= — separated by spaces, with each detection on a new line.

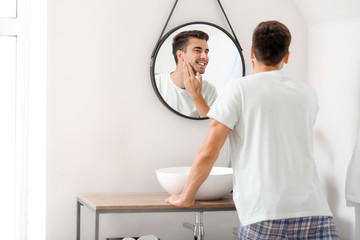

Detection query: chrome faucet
xmin=183 ymin=211 xmax=204 ymax=240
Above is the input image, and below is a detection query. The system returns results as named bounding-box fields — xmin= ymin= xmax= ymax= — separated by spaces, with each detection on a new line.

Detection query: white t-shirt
xmin=155 ymin=72 xmax=218 ymax=118
xmin=208 ymin=70 xmax=332 ymax=226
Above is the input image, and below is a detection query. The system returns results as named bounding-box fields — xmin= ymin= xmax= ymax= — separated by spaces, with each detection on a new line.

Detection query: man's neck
xmin=252 ymin=61 xmax=284 ymax=74
xmin=171 ymin=68 xmax=186 ymax=89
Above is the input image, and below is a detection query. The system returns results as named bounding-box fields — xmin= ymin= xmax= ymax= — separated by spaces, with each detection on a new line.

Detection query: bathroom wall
xmin=307 ymin=19 xmax=360 ymax=240
xmin=291 ymin=1 xmax=360 ymax=238
xmin=47 ymin=0 xmax=311 ymax=239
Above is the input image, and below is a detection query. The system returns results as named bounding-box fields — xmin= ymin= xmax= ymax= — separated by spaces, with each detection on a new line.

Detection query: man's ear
xmin=284 ymin=51 xmax=290 ymax=64
xmin=250 ymin=46 xmax=255 ymax=59
xmin=177 ymin=50 xmax=185 ymax=63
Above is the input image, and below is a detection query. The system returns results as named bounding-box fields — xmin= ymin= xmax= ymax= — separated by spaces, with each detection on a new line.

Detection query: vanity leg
xmin=95 ymin=212 xmax=100 ymax=240
xmin=77 ymin=201 xmax=82 ymax=240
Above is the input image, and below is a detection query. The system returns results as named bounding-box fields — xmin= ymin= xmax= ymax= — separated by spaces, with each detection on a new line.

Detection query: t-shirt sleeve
xmin=207 ymin=79 xmax=243 ymax=130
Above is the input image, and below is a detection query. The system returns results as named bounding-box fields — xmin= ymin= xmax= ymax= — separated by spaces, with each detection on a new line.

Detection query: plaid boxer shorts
xmin=238 ymin=216 xmax=340 ymax=239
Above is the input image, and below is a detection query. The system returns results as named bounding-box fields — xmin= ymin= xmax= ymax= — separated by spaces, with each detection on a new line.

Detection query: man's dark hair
xmin=252 ymin=21 xmax=292 ymax=66
xmin=172 ymin=30 xmax=209 ymax=64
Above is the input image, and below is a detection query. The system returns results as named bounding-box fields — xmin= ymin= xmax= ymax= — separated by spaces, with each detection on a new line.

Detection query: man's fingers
xmin=196 ymin=72 xmax=202 ymax=84
xmin=183 ymin=62 xmax=191 ymax=79
xmin=186 ymin=63 xmax=195 ymax=79
xmin=166 ymin=195 xmax=180 ymax=206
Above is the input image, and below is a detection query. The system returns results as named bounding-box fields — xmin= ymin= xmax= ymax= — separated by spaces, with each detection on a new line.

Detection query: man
xmin=155 ymin=30 xmax=217 ymax=118
xmin=166 ymin=21 xmax=340 ymax=239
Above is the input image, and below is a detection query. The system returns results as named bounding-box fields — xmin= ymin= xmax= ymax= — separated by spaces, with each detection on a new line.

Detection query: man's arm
xmin=166 ymin=119 xmax=231 ymax=207
xmin=183 ymin=62 xmax=210 ymax=118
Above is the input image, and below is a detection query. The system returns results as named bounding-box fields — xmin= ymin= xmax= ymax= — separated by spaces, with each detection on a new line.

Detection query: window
xmin=0 ymin=36 xmax=17 ymax=240
xmin=0 ymin=0 xmax=16 ymax=18
xmin=0 ymin=0 xmax=46 ymax=239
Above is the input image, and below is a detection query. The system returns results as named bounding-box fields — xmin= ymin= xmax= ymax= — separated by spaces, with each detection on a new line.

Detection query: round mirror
xmin=150 ymin=21 xmax=245 ymax=120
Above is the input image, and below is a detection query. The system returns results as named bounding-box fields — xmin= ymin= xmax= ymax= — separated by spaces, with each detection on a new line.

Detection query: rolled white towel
xmin=138 ymin=235 xmax=158 ymax=240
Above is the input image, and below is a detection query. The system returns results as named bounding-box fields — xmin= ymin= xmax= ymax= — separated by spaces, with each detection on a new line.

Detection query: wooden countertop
xmin=77 ymin=192 xmax=235 ymax=211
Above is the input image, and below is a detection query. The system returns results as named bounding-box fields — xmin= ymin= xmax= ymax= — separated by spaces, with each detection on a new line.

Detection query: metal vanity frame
xmin=76 ymin=192 xmax=236 ymax=240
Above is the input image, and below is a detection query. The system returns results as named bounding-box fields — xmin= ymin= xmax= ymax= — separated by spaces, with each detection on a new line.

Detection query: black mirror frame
xmin=150 ymin=21 xmax=245 ymax=120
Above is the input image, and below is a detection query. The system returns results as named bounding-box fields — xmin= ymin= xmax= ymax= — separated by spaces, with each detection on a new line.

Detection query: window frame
xmin=0 ymin=0 xmax=46 ymax=239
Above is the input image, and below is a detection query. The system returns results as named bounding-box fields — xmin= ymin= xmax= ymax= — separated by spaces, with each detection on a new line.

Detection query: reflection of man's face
xmin=183 ymin=37 xmax=209 ymax=74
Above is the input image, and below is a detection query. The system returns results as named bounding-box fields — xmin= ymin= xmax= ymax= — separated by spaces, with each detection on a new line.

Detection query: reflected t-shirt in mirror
xmin=155 ymin=72 xmax=218 ymax=118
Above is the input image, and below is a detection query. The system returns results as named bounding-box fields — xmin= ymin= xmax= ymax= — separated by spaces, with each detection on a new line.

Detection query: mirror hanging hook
xmin=154 ymin=0 xmax=242 ymax=51
xmin=156 ymin=0 xmax=179 ymax=45
xmin=216 ymin=0 xmax=242 ymax=51
xmin=151 ymin=0 xmax=178 ymax=68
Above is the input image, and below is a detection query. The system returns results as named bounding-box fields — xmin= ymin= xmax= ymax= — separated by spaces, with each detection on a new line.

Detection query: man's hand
xmin=183 ymin=62 xmax=202 ymax=98
xmin=182 ymin=61 xmax=209 ymax=117
xmin=166 ymin=194 xmax=195 ymax=208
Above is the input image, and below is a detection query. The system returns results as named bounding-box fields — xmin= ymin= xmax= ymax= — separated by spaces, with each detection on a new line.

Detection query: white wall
xmin=292 ymin=1 xmax=360 ymax=238
xmin=307 ymin=19 xmax=360 ymax=240
xmin=47 ymin=0 xmax=307 ymax=239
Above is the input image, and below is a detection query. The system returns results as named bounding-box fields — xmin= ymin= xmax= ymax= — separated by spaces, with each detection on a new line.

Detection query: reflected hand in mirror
xmin=183 ymin=62 xmax=210 ymax=118
xmin=155 ymin=30 xmax=218 ymax=118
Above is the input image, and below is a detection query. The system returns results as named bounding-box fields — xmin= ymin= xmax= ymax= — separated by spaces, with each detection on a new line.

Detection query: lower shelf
xmin=106 ymin=238 xmax=160 ymax=240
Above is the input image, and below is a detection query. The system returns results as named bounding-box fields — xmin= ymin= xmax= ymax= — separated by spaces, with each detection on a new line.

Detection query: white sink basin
xmin=156 ymin=167 xmax=233 ymax=200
